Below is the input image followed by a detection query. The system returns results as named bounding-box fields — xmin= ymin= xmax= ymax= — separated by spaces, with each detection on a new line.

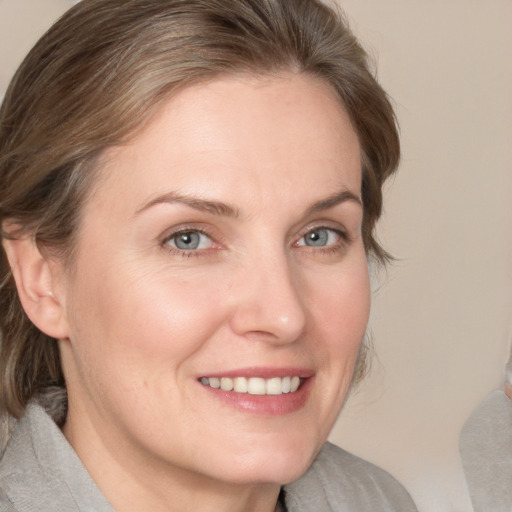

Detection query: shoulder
xmin=312 ymin=442 xmax=414 ymax=491
xmin=460 ymin=390 xmax=512 ymax=512
xmin=0 ymin=406 xmax=52 ymax=510
xmin=0 ymin=403 xmax=77 ymax=511
xmin=460 ymin=389 xmax=512 ymax=439
xmin=0 ymin=488 xmax=17 ymax=512
xmin=284 ymin=442 xmax=417 ymax=512
xmin=0 ymin=402 xmax=113 ymax=512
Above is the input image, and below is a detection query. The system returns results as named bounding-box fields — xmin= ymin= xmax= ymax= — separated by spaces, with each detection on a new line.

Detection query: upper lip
xmin=198 ymin=367 xmax=315 ymax=379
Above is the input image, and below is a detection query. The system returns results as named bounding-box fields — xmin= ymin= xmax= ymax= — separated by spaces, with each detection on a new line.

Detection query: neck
xmin=107 ymin=473 xmax=282 ymax=512
xmin=63 ymin=410 xmax=281 ymax=512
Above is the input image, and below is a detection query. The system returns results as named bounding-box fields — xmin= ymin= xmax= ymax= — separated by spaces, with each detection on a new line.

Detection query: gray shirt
xmin=0 ymin=402 xmax=417 ymax=511
xmin=460 ymin=389 xmax=512 ymax=512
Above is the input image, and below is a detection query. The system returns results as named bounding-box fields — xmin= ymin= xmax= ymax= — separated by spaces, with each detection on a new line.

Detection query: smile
xmin=199 ymin=376 xmax=302 ymax=395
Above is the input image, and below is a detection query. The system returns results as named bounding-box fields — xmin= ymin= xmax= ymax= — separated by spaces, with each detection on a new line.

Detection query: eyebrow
xmin=135 ymin=188 xmax=361 ymax=218
xmin=305 ymin=189 xmax=362 ymax=215
xmin=135 ymin=191 xmax=240 ymax=218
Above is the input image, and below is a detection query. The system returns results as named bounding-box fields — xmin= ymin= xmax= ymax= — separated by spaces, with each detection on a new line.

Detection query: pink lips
xmin=198 ymin=367 xmax=314 ymax=416
xmin=200 ymin=367 xmax=314 ymax=380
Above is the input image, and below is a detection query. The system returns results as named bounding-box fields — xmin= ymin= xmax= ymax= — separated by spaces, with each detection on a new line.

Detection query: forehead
xmin=89 ymin=72 xmax=362 ymax=215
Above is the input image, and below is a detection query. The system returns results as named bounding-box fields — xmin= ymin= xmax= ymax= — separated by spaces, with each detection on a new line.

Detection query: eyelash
xmin=160 ymin=225 xmax=352 ymax=258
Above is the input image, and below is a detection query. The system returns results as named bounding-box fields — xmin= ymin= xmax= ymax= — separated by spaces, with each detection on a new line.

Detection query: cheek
xmin=297 ymin=254 xmax=370 ymax=444
xmin=308 ymin=257 xmax=371 ymax=352
xmin=65 ymin=259 xmax=230 ymax=379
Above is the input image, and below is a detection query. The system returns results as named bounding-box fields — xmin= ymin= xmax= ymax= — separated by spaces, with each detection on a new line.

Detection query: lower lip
xmin=199 ymin=378 xmax=313 ymax=416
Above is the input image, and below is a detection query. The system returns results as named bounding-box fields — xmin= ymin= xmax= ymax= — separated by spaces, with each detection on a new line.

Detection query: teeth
xmin=209 ymin=377 xmax=220 ymax=389
xmin=248 ymin=377 xmax=266 ymax=395
xmin=266 ymin=377 xmax=282 ymax=395
xmin=200 ymin=376 xmax=303 ymax=395
xmin=234 ymin=377 xmax=248 ymax=393
xmin=220 ymin=377 xmax=234 ymax=391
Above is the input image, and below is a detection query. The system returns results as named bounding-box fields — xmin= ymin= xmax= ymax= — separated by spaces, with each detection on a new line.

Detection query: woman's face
xmin=57 ymin=73 xmax=370 ymax=489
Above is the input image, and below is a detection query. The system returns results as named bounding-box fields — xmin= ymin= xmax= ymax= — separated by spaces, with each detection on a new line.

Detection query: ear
xmin=2 ymin=234 xmax=70 ymax=340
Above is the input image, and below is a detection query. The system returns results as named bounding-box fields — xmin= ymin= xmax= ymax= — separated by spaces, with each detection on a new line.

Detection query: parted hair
xmin=0 ymin=0 xmax=399 ymax=429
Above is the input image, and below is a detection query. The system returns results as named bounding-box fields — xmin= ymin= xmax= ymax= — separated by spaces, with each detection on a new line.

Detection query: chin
xmin=206 ymin=435 xmax=321 ymax=486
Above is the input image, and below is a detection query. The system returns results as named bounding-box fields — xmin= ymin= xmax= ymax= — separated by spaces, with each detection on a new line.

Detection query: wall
xmin=1 ymin=2 xmax=511 ymax=511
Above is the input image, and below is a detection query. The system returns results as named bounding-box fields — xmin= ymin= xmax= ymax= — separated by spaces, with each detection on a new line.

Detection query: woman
xmin=0 ymin=0 xmax=417 ymax=510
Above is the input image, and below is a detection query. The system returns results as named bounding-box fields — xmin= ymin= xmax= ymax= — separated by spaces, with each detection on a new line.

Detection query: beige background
xmin=1 ymin=1 xmax=511 ymax=511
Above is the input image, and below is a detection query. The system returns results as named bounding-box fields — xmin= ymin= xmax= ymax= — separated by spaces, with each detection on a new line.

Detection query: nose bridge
xmin=229 ymin=247 xmax=307 ymax=343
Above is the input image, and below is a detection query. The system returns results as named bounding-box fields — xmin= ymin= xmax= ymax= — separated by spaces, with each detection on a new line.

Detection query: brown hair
xmin=0 ymin=0 xmax=399 ymax=424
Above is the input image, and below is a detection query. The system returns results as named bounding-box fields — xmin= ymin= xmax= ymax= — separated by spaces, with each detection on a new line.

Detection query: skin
xmin=39 ymin=73 xmax=370 ymax=511
xmin=506 ymin=383 xmax=512 ymax=401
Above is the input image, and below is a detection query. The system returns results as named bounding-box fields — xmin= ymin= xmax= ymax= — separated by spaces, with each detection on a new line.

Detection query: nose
xmin=228 ymin=253 xmax=307 ymax=344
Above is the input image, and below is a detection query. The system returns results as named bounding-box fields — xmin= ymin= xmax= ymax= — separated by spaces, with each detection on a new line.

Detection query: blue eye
xmin=166 ymin=230 xmax=213 ymax=251
xmin=298 ymin=228 xmax=340 ymax=247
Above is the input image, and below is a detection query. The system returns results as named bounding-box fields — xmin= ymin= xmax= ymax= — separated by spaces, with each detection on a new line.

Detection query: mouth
xmin=197 ymin=369 xmax=313 ymax=415
xmin=199 ymin=376 xmax=303 ymax=396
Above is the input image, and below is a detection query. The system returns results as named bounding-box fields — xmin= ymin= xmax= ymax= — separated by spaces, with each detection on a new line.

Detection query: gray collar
xmin=0 ymin=402 xmax=113 ymax=512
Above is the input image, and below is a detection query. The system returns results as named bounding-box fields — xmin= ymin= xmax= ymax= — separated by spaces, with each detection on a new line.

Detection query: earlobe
xmin=2 ymin=235 xmax=69 ymax=340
